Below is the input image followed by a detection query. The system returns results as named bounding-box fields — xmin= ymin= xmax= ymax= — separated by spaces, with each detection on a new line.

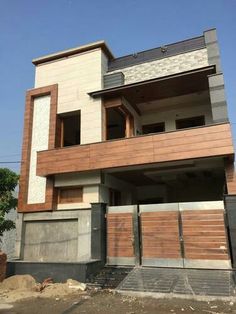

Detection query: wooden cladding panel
xmin=141 ymin=211 xmax=181 ymax=259
xmin=18 ymin=84 xmax=58 ymax=213
xmin=225 ymin=161 xmax=236 ymax=195
xmin=182 ymin=210 xmax=229 ymax=260
xmin=37 ymin=123 xmax=234 ymax=176
xmin=107 ymin=213 xmax=134 ymax=258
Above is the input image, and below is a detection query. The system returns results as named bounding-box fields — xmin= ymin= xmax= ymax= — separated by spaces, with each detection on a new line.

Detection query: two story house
xmin=14 ymin=29 xmax=236 ymax=281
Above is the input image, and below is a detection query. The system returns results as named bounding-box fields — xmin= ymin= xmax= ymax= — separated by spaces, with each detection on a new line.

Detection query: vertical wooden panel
xmin=225 ymin=160 xmax=236 ymax=195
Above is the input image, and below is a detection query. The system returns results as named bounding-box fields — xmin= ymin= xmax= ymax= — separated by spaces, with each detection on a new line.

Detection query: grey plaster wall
xmin=208 ymin=73 xmax=228 ymax=123
xmin=19 ymin=210 xmax=91 ymax=262
xmin=23 ymin=219 xmax=78 ymax=262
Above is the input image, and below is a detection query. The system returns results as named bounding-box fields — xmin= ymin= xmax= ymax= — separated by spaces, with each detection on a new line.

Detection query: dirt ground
xmin=0 ymin=275 xmax=236 ymax=314
xmin=1 ymin=290 xmax=236 ymax=314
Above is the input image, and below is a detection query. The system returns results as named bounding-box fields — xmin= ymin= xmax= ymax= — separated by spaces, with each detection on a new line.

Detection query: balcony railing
xmin=37 ymin=123 xmax=234 ymax=177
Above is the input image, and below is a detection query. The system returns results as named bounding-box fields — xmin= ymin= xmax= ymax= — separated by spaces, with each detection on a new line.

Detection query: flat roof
xmin=32 ymin=40 xmax=114 ymax=65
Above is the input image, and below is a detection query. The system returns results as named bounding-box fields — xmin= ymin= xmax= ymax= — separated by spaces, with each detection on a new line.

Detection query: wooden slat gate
xmin=107 ymin=201 xmax=231 ymax=269
xmin=106 ymin=205 xmax=137 ymax=266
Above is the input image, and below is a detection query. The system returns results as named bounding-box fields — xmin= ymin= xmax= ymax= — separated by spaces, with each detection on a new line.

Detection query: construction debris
xmin=0 ymin=274 xmax=88 ymax=303
xmin=67 ymin=279 xmax=86 ymax=291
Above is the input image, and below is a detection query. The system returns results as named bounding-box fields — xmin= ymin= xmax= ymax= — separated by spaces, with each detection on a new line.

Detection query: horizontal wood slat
xmin=141 ymin=211 xmax=181 ymax=259
xmin=182 ymin=209 xmax=229 ymax=260
xmin=37 ymin=123 xmax=234 ymax=176
xmin=107 ymin=212 xmax=135 ymax=259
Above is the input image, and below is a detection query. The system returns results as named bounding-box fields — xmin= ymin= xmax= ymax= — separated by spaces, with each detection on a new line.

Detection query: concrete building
xmin=11 ymin=29 xmax=236 ymax=280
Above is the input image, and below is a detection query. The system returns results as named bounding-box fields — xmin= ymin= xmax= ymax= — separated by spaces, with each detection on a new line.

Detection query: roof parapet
xmin=32 ymin=40 xmax=114 ymax=65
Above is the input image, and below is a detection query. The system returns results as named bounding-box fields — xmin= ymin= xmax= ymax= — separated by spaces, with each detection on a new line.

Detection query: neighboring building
xmin=14 ymin=29 xmax=236 ymax=280
xmin=1 ymin=209 xmax=17 ymax=259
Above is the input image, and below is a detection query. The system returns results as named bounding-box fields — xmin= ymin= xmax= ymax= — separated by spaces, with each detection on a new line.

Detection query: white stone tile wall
xmin=35 ymin=49 xmax=105 ymax=144
xmin=27 ymin=96 xmax=50 ymax=204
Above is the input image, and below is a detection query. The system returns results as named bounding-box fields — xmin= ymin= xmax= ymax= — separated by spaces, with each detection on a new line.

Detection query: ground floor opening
xmin=102 ymin=157 xmax=226 ymax=206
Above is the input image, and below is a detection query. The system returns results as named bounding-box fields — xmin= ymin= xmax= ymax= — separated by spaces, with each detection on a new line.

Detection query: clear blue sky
xmin=0 ymin=0 xmax=236 ymax=173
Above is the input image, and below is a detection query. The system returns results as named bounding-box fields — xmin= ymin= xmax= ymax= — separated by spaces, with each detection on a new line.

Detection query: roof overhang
xmin=89 ymin=65 xmax=216 ymax=104
xmin=32 ymin=40 xmax=114 ymax=65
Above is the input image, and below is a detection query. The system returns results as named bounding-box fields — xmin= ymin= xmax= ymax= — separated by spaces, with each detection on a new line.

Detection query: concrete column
xmin=91 ymin=203 xmax=107 ymax=262
xmin=224 ymin=195 xmax=236 ymax=268
xmin=204 ymin=28 xmax=221 ymax=72
xmin=15 ymin=213 xmax=24 ymax=259
xmin=204 ymin=29 xmax=228 ymax=123
xmin=208 ymin=73 xmax=228 ymax=123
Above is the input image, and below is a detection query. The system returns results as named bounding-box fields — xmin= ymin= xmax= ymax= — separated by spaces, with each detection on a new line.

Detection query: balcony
xmin=37 ymin=123 xmax=234 ymax=177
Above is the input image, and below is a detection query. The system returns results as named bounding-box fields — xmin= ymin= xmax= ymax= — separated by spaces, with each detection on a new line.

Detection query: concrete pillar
xmin=204 ymin=28 xmax=221 ymax=72
xmin=224 ymin=195 xmax=236 ymax=268
xmin=208 ymin=73 xmax=228 ymax=123
xmin=91 ymin=203 xmax=107 ymax=262
xmin=15 ymin=213 xmax=24 ymax=259
xmin=204 ymin=29 xmax=229 ymax=123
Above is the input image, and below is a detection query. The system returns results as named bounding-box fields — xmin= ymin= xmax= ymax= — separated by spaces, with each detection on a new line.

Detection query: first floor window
xmin=59 ymin=111 xmax=81 ymax=147
xmin=58 ymin=186 xmax=83 ymax=204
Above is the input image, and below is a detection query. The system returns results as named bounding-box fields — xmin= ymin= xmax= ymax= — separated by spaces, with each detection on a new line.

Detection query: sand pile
xmin=0 ymin=275 xmax=87 ymax=303
xmin=0 ymin=275 xmax=36 ymax=291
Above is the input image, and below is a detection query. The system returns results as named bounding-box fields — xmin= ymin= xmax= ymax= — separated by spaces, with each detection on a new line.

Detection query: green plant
xmin=0 ymin=168 xmax=19 ymax=239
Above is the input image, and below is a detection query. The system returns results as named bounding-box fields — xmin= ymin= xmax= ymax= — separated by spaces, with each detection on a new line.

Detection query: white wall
xmin=35 ymin=48 xmax=106 ymax=144
xmin=55 ymin=171 xmax=101 ymax=187
xmin=27 ymin=95 xmax=50 ymax=204
xmin=140 ymin=92 xmax=213 ymax=132
xmin=33 ymin=49 xmax=110 ymax=207
xmin=57 ymin=185 xmax=100 ymax=210
xmin=55 ymin=172 xmax=101 ymax=210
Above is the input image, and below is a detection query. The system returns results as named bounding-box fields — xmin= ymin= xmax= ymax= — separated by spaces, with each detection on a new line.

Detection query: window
xmin=58 ymin=186 xmax=83 ymax=204
xmin=142 ymin=122 xmax=165 ymax=134
xmin=176 ymin=116 xmax=205 ymax=130
xmin=59 ymin=111 xmax=80 ymax=147
xmin=106 ymin=107 xmax=126 ymax=140
xmin=106 ymin=106 xmax=134 ymax=140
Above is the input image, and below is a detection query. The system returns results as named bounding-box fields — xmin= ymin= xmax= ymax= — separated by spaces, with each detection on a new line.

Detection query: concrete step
xmin=87 ymin=266 xmax=133 ymax=289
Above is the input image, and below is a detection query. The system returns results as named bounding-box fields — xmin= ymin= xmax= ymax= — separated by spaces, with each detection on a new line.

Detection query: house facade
xmin=15 ymin=29 xmax=236 ymax=279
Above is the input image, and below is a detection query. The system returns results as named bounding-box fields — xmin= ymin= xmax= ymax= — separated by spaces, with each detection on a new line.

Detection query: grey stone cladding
xmin=109 ymin=49 xmax=209 ymax=85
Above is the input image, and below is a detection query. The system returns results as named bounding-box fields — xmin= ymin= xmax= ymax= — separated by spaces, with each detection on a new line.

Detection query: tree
xmin=0 ymin=168 xmax=19 ymax=240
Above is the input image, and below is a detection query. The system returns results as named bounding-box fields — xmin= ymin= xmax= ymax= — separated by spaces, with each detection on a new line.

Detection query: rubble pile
xmin=0 ymin=274 xmax=87 ymax=303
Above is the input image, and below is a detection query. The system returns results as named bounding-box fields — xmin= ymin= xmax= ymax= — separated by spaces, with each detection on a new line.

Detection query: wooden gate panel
xmin=140 ymin=204 xmax=183 ymax=267
xmin=107 ymin=206 xmax=136 ymax=265
xmin=180 ymin=202 xmax=231 ymax=269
